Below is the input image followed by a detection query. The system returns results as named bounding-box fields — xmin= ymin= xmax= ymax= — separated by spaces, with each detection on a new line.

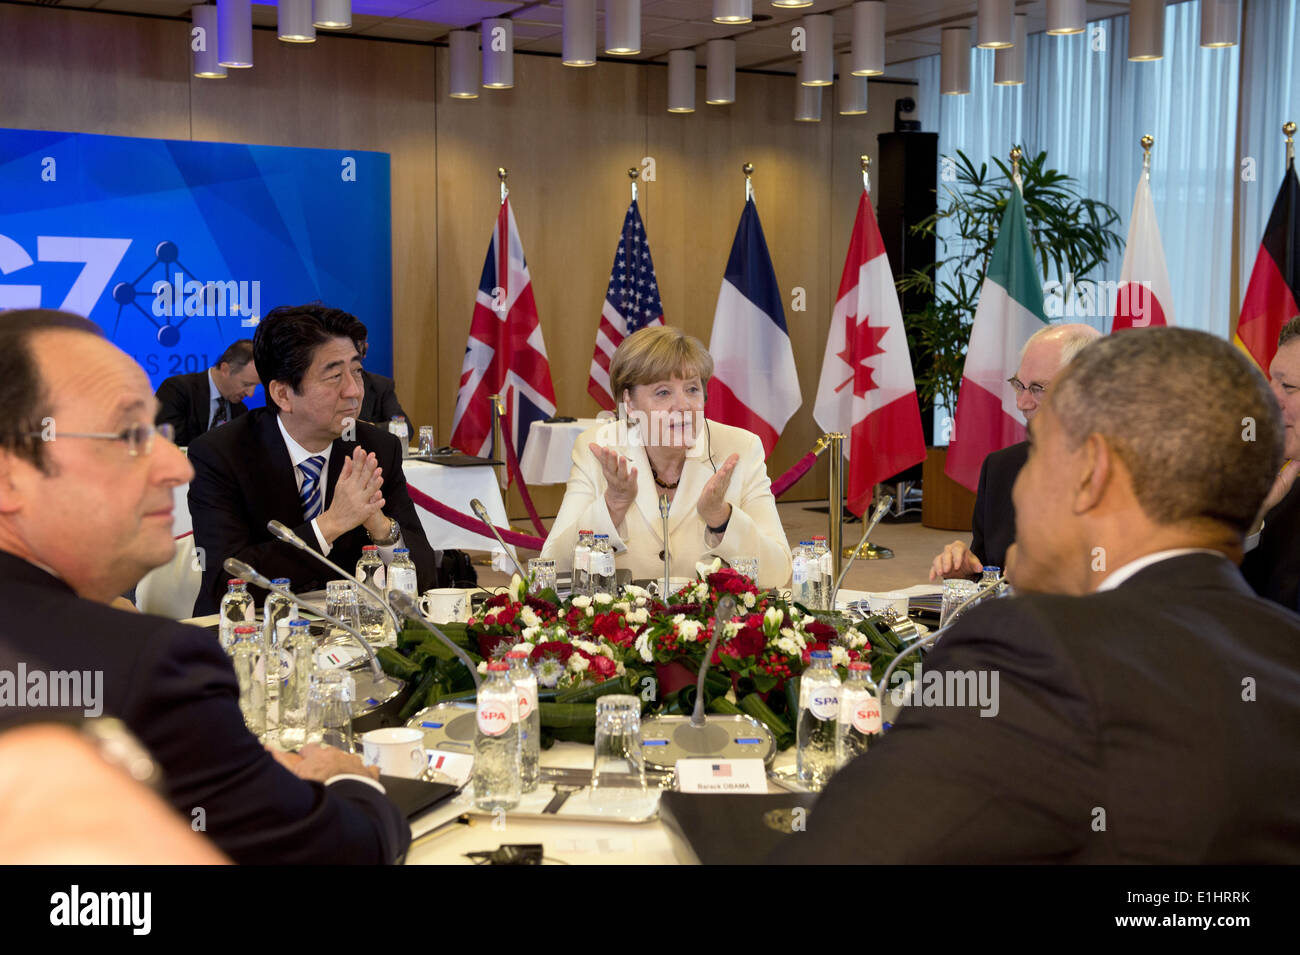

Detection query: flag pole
xmin=861 ymin=154 xmax=871 ymax=195
xmin=490 ymin=393 xmax=507 ymax=489
xmin=743 ymin=161 xmax=754 ymax=202
xmin=498 ymin=166 xmax=508 ymax=204
xmin=1140 ymin=134 xmax=1153 ymax=180
xmin=628 ymin=166 xmax=638 ymax=203
xmin=827 ymin=432 xmax=845 ymax=582
xmin=1010 ymin=145 xmax=1023 ymax=193
xmin=1286 ymin=121 xmax=1296 ymax=169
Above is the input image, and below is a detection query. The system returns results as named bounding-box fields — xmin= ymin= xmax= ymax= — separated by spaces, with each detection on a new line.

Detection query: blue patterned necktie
xmin=299 ymin=455 xmax=326 ymax=521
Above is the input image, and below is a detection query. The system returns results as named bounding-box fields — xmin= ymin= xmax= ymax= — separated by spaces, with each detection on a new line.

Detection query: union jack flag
xmin=450 ymin=197 xmax=557 ymax=467
xmin=587 ymin=199 xmax=664 ymax=410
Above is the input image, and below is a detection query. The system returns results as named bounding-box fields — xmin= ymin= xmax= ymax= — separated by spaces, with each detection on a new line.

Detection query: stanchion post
xmin=826 ymin=432 xmax=845 ymax=581
xmin=489 ymin=393 xmax=507 ymax=490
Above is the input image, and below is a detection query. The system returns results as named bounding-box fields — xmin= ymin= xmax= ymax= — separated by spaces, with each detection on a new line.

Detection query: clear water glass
xmin=590 ymin=694 xmax=645 ymax=804
xmin=939 ymin=578 xmax=980 ymax=629
xmin=731 ymin=556 xmax=759 ymax=582
xmin=527 ymin=557 xmax=557 ymax=594
xmin=306 ymin=669 xmax=356 ymax=753
xmin=324 ymin=579 xmax=361 ymax=646
xmin=418 ymin=426 xmax=435 ymax=456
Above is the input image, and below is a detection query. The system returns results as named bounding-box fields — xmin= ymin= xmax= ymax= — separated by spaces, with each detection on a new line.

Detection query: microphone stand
xmin=221 ymin=558 xmax=398 ymax=697
xmin=469 ymin=498 xmax=529 ymax=582
xmin=388 ymin=590 xmax=482 ymax=692
xmin=828 ymin=495 xmax=893 ymax=612
xmin=691 ymin=594 xmax=736 ymax=728
xmin=659 ymin=493 xmax=671 ymax=602
xmin=874 ymin=574 xmax=1006 ymax=715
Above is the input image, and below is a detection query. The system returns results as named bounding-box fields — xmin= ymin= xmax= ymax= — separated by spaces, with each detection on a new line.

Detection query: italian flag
xmin=945 ymin=186 xmax=1048 ymax=493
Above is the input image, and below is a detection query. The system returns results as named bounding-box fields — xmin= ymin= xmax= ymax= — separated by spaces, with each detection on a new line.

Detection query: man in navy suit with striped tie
xmin=188 ymin=304 xmax=439 ymax=616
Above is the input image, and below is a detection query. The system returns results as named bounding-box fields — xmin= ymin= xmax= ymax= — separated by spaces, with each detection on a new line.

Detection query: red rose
xmin=707 ymin=569 xmax=758 ymax=596
xmin=564 ymin=607 xmax=586 ymax=628
xmin=804 ymin=621 xmax=838 ymax=643
xmin=530 ymin=641 xmax=573 ymax=664
xmin=715 ymin=625 xmax=765 ymax=663
xmin=587 ymin=654 xmax=617 ymax=678
xmin=484 ymin=593 xmax=511 ymax=610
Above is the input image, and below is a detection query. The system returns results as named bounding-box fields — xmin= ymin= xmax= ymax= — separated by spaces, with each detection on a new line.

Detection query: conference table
xmin=172 ymin=458 xmax=513 ymax=557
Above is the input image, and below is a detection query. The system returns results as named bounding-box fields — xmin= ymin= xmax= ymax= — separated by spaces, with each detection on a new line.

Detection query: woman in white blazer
xmin=541 ymin=326 xmax=792 ymax=588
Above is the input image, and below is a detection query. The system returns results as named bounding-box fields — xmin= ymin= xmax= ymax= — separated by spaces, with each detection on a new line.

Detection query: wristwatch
xmin=368 ymin=516 xmax=401 ymax=546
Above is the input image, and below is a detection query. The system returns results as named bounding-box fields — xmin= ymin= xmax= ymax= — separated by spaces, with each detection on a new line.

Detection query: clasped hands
xmin=590 ymin=443 xmax=740 ymax=530
xmin=316 ymin=447 xmax=391 ymax=544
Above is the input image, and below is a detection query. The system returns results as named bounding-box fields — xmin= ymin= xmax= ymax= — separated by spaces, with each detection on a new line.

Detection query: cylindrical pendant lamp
xmin=482 ymin=18 xmax=513 ymax=89
xmin=1200 ymin=0 xmax=1240 ymax=48
xmin=977 ymin=0 xmax=1013 ymax=49
xmin=192 ymin=5 xmax=226 ymax=78
xmin=837 ymin=53 xmax=868 ymax=114
xmin=313 ymin=0 xmax=351 ymax=30
xmin=941 ymin=27 xmax=970 ymax=95
xmin=851 ymin=1 xmax=884 ymax=76
xmin=713 ymin=0 xmax=751 ymax=25
xmin=1128 ymin=0 xmax=1165 ymax=61
xmin=1046 ymin=0 xmax=1085 ymax=35
xmin=668 ymin=49 xmax=696 ymax=113
xmin=563 ymin=0 xmax=597 ymax=66
xmin=706 ymin=38 xmax=735 ymax=105
xmin=800 ymin=14 xmax=833 ymax=86
xmin=994 ymin=14 xmax=1027 ymax=85
xmin=606 ymin=0 xmax=641 ymax=55
xmin=448 ymin=30 xmax=480 ymax=99
xmin=278 ymin=0 xmax=315 ymax=43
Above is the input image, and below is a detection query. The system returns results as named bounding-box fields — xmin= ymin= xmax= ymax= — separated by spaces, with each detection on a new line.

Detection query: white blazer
xmin=541 ymin=419 xmax=793 ymax=588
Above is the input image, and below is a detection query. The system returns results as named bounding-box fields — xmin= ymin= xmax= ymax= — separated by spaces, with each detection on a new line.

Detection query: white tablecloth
xmin=172 ymin=459 xmax=512 ymax=555
xmin=518 ymin=418 xmax=602 ymax=485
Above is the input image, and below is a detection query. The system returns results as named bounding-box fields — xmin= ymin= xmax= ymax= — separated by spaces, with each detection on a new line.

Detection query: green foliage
xmin=899 ymin=148 xmax=1124 ymax=413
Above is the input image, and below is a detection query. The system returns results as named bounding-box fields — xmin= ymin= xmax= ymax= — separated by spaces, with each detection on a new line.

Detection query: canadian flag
xmin=813 ymin=190 xmax=927 ymax=516
xmin=1112 ymin=170 xmax=1174 ymax=331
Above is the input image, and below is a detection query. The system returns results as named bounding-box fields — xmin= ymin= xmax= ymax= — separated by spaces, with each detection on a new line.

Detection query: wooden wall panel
xmin=0 ymin=6 xmax=916 ymax=521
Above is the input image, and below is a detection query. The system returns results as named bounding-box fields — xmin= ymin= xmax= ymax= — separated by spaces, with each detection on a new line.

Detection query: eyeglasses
xmin=1007 ymin=377 xmax=1047 ymax=399
xmin=25 ymin=422 xmax=176 ymax=457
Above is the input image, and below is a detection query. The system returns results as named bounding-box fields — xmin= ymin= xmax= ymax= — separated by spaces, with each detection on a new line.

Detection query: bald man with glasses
xmin=930 ymin=323 xmax=1101 ymax=581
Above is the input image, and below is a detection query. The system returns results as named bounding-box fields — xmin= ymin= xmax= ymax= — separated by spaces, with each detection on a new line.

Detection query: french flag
xmin=706 ymin=197 xmax=801 ymax=457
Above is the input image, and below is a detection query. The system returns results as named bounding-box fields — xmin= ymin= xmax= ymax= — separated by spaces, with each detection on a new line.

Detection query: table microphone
xmin=387 ymin=589 xmax=482 ymax=691
xmin=828 ymin=494 xmax=893 ymax=612
xmin=468 ymin=498 xmax=529 ymax=581
xmin=659 ymin=493 xmax=671 ymax=601
xmin=266 ymin=520 xmax=403 ymax=637
xmin=874 ymin=573 xmax=1005 ymax=721
xmin=690 ymin=594 xmax=736 ymax=729
xmin=221 ymin=557 xmax=400 ymax=698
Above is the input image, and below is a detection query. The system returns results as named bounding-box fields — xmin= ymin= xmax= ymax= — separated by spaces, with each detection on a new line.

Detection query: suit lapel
xmin=252 ymin=410 xmax=308 ymax=522
xmin=191 ymin=372 xmax=210 ymax=439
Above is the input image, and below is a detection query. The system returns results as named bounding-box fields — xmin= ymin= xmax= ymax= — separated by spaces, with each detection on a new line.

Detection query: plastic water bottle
xmin=388 ymin=415 xmax=410 ymax=452
xmin=219 ymin=579 xmax=254 ymax=654
xmin=506 ymin=650 xmax=540 ymax=793
xmin=797 ymin=649 xmax=841 ymax=791
xmin=791 ymin=542 xmax=813 ymax=606
xmin=231 ymin=624 xmax=267 ymax=740
xmin=473 ymin=662 xmax=521 ymax=812
xmin=836 ymin=661 xmax=881 ymax=768
xmin=355 ymin=545 xmax=389 ymax=645
xmin=573 ymin=530 xmax=594 ymax=597
xmin=387 ymin=548 xmax=418 ymax=601
xmin=278 ymin=618 xmax=315 ymax=749
xmin=810 ymin=537 xmax=829 ymax=609
xmin=589 ymin=534 xmax=616 ymax=596
xmin=262 ymin=579 xmax=293 ymax=678
xmin=980 ymin=566 xmax=1005 ymax=601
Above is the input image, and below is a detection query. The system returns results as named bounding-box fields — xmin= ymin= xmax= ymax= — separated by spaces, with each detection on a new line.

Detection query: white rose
xmin=845 ymin=630 xmax=868 ymax=650
xmin=586 ymin=607 xmax=594 ymax=617
xmin=677 ymin=619 xmax=703 ymax=642
xmin=830 ymin=645 xmax=850 ymax=668
xmin=573 ymin=639 xmax=602 ymax=656
xmin=775 ymin=636 xmax=801 ymax=656
xmin=742 ymin=592 xmax=756 ymax=609
xmin=593 ymin=592 xmax=614 ymax=605
xmin=571 ymin=595 xmax=592 ymax=609
xmin=722 ymin=620 xmax=741 ymax=639
xmin=515 ymin=642 xmax=535 ymax=656
xmin=568 ymin=654 xmax=590 ymax=673
xmin=476 ymin=660 xmax=489 ymax=675
xmin=520 ymin=627 xmax=539 ymax=642
xmin=612 ymin=601 xmax=631 ymax=615
xmin=519 ymin=606 xmax=541 ymax=629
xmin=634 ymin=631 xmax=654 ymax=663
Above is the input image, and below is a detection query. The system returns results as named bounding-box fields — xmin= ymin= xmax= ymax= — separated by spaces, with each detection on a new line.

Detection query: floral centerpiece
xmin=384 ymin=566 xmax=920 ymax=749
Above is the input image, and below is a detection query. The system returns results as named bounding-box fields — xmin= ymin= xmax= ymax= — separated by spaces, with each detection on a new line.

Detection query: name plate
xmin=425 ymin=750 xmax=474 ymax=787
xmin=675 ymin=758 xmax=766 ymax=794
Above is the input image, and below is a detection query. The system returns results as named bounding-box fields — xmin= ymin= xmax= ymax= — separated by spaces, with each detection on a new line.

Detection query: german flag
xmin=1237 ymin=161 xmax=1299 ymax=371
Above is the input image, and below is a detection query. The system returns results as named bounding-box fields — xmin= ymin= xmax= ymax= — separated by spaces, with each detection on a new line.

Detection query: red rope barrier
xmin=498 ymin=407 xmax=548 ymax=538
xmin=407 ymin=483 xmax=547 ymax=551
xmin=770 ymin=449 xmax=818 ymax=499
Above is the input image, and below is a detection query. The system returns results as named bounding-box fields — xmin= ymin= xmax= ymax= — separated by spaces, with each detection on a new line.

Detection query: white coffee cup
xmin=867 ymin=591 xmax=910 ymax=618
xmin=360 ymin=727 xmax=427 ymax=779
xmin=419 ymin=588 xmax=468 ymax=624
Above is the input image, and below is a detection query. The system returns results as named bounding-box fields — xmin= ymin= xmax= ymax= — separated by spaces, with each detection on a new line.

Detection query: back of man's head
xmin=0 ymin=310 xmax=105 ymax=473
xmin=253 ymin=304 xmax=367 ymax=412
xmin=1051 ymin=327 xmax=1282 ymax=535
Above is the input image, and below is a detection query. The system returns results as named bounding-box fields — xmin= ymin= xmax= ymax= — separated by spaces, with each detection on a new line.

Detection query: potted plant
xmin=899 ymin=148 xmax=1123 ymax=529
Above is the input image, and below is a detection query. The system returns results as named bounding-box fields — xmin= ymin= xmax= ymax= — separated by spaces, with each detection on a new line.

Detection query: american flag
xmin=587 ymin=199 xmax=665 ymax=410
xmin=711 ymin=763 xmax=731 ymax=777
xmin=450 ymin=197 xmax=557 ymax=466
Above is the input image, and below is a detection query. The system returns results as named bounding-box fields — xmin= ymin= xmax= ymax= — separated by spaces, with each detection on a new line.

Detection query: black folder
xmin=659 ymin=791 xmax=819 ymax=865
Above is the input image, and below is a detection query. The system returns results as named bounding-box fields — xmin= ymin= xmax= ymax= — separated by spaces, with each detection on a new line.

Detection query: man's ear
xmin=1073 ymin=432 xmax=1112 ymax=514
xmin=0 ymin=449 xmax=33 ymax=515
xmin=268 ymin=379 xmax=292 ymax=413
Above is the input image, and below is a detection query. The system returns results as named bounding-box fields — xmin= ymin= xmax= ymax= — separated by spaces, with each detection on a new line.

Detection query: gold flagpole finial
xmin=1009 ymin=146 xmax=1023 ymax=192
xmin=498 ymin=167 xmax=508 ymax=203
xmin=1140 ymin=134 xmax=1154 ymax=177
xmin=743 ymin=162 xmax=754 ymax=201
xmin=1285 ymin=121 xmax=1296 ymax=167
xmin=628 ymin=166 xmax=639 ymax=202
xmin=860 ymin=154 xmax=871 ymax=194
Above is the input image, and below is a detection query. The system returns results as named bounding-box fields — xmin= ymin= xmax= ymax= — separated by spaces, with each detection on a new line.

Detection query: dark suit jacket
xmin=187 ymin=407 xmax=439 ymax=616
xmin=969 ymin=440 xmax=1027 ymax=572
xmin=360 ymin=370 xmax=409 ymax=427
xmin=771 ymin=554 xmax=1300 ymax=864
xmin=155 ymin=370 xmax=248 ymax=447
xmin=1241 ymin=478 xmax=1300 ymax=611
xmin=0 ymin=550 xmax=410 ymax=864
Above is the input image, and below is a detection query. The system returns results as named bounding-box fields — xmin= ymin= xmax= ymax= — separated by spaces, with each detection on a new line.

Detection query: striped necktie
xmin=212 ymin=397 xmax=230 ymax=427
xmin=299 ymin=455 xmax=326 ymax=520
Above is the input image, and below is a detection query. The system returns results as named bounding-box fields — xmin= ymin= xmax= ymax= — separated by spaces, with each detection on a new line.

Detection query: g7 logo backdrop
xmin=0 ymin=128 xmax=394 ymax=391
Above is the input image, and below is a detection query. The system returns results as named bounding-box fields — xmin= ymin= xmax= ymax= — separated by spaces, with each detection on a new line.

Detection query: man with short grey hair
xmin=930 ymin=322 xmax=1101 ymax=581
xmin=776 ymin=327 xmax=1300 ymax=863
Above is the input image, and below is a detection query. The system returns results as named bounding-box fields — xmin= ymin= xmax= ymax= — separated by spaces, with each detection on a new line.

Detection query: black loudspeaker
xmin=877 ymin=131 xmax=938 ymax=454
